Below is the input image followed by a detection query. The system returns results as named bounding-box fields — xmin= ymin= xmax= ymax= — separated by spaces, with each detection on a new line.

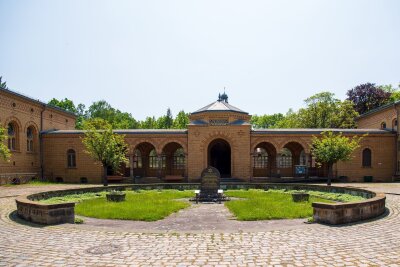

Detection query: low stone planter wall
xmin=16 ymin=186 xmax=128 ymax=225
xmin=16 ymin=197 xmax=75 ymax=224
xmin=312 ymin=193 xmax=386 ymax=225
xmin=15 ymin=183 xmax=385 ymax=225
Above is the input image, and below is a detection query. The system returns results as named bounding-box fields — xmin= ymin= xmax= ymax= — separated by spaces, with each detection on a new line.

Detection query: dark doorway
xmin=208 ymin=139 xmax=231 ymax=177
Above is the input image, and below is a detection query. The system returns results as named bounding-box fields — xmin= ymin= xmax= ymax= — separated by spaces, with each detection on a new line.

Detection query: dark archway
xmin=208 ymin=139 xmax=231 ymax=177
xmin=253 ymin=142 xmax=277 ymax=177
xmin=162 ymin=142 xmax=185 ymax=177
xmin=133 ymin=142 xmax=157 ymax=177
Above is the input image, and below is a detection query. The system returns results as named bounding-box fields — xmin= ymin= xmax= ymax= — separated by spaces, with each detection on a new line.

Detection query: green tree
xmin=140 ymin=116 xmax=157 ymax=129
xmin=0 ymin=76 xmax=8 ymax=89
xmin=48 ymin=98 xmax=78 ymax=113
xmin=380 ymin=84 xmax=400 ymax=102
xmin=331 ymin=100 xmax=359 ymax=128
xmin=48 ymin=98 xmax=88 ymax=129
xmin=251 ymin=113 xmax=284 ymax=129
xmin=275 ymin=92 xmax=358 ymax=129
xmin=302 ymin=92 xmax=338 ymax=128
xmin=173 ymin=110 xmax=189 ymax=129
xmin=0 ymin=126 xmax=11 ymax=161
xmin=156 ymin=108 xmax=174 ymax=129
xmin=82 ymin=118 xmax=128 ymax=186
xmin=87 ymin=100 xmax=138 ymax=129
xmin=75 ymin=103 xmax=87 ymax=129
xmin=275 ymin=109 xmax=302 ymax=128
xmin=163 ymin=108 xmax=174 ymax=129
xmin=311 ymin=131 xmax=362 ymax=186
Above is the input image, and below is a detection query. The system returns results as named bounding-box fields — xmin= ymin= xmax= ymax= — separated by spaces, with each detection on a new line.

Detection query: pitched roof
xmin=356 ymin=100 xmax=400 ymax=120
xmin=191 ymin=101 xmax=248 ymax=115
xmin=252 ymin=128 xmax=394 ymax=134
xmin=0 ymin=87 xmax=77 ymax=117
xmin=42 ymin=129 xmax=188 ymax=135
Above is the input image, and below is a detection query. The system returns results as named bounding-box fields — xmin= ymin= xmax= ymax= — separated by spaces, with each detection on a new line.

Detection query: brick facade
xmin=0 ymin=88 xmax=76 ymax=176
xmin=357 ymin=105 xmax=398 ymax=130
xmin=1 ymin=88 xmax=398 ymax=183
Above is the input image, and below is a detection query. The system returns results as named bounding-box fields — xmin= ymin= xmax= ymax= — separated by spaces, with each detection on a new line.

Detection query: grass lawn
xmin=225 ymin=189 xmax=334 ymax=221
xmin=40 ymin=192 xmax=107 ymax=204
xmin=43 ymin=190 xmax=194 ymax=221
xmin=40 ymin=188 xmax=365 ymax=222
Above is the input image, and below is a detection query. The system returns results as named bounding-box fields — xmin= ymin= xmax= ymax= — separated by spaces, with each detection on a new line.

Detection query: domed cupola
xmin=189 ymin=92 xmax=251 ymax=125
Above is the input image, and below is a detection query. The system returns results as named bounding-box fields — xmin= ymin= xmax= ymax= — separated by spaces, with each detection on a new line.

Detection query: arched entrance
xmin=208 ymin=139 xmax=231 ymax=177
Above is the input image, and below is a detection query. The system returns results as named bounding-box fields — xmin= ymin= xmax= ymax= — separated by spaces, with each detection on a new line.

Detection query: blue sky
xmin=0 ymin=0 xmax=399 ymax=120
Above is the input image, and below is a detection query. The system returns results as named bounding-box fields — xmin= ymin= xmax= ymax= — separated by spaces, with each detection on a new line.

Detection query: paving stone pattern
xmin=0 ymin=183 xmax=400 ymax=266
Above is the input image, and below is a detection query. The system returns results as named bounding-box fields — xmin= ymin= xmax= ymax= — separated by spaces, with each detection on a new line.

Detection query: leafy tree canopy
xmin=173 ymin=110 xmax=190 ymax=129
xmin=256 ymin=92 xmax=359 ymax=129
xmin=251 ymin=113 xmax=284 ymax=129
xmin=0 ymin=126 xmax=11 ymax=161
xmin=346 ymin=83 xmax=391 ymax=114
xmin=0 ymin=76 xmax=8 ymax=89
xmin=48 ymin=98 xmax=86 ymax=129
xmin=48 ymin=98 xmax=78 ymax=113
xmin=87 ymin=100 xmax=139 ymax=129
xmin=311 ymin=131 xmax=362 ymax=185
xmin=379 ymin=83 xmax=400 ymax=103
xmin=82 ymin=118 xmax=128 ymax=186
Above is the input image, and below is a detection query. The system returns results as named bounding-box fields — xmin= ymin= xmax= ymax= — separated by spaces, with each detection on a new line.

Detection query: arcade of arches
xmin=40 ymin=97 xmax=397 ymax=183
xmin=2 ymin=88 xmax=397 ymax=183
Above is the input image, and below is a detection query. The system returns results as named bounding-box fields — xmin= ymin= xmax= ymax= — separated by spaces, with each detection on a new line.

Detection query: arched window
xmin=173 ymin=148 xmax=185 ymax=169
xmin=393 ymin=119 xmax=398 ymax=130
xmin=278 ymin=148 xmax=292 ymax=168
xmin=362 ymin=148 xmax=372 ymax=167
xmin=67 ymin=149 xmax=76 ymax=168
xmin=26 ymin=126 xmax=34 ymax=152
xmin=7 ymin=122 xmax=17 ymax=151
xmin=254 ymin=147 xmax=268 ymax=168
xmin=133 ymin=149 xmax=142 ymax=168
xmin=381 ymin=122 xmax=387 ymax=129
xmin=149 ymin=149 xmax=158 ymax=169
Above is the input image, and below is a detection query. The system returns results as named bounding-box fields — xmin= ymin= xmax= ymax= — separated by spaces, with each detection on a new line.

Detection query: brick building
xmin=1 ymin=88 xmax=399 ymax=184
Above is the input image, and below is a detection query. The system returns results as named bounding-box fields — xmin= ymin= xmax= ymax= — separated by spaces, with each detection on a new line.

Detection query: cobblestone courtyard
xmin=0 ymin=183 xmax=399 ymax=266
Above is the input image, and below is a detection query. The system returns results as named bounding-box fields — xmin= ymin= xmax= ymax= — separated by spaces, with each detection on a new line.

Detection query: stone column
xmin=305 ymin=153 xmax=311 ymax=178
xmin=129 ymin=155 xmax=134 ymax=179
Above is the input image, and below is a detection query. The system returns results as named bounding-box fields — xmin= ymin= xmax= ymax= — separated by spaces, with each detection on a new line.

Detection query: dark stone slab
xmin=200 ymin=167 xmax=220 ymax=196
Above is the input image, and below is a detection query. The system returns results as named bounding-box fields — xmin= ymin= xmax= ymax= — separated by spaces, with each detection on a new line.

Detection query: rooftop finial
xmin=218 ymin=88 xmax=228 ymax=103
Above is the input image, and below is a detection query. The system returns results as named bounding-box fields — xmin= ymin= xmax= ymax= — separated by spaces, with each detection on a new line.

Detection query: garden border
xmin=15 ymin=183 xmax=386 ymax=225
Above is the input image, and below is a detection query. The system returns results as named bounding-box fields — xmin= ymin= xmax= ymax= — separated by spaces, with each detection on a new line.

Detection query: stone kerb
xmin=312 ymin=193 xmax=386 ymax=225
xmin=15 ymin=183 xmax=385 ymax=226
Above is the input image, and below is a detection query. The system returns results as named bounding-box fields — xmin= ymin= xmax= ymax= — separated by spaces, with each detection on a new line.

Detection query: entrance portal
xmin=208 ymin=139 xmax=231 ymax=177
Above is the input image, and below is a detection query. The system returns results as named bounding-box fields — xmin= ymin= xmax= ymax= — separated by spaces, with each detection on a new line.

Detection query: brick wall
xmin=0 ymin=89 xmax=76 ymax=175
xmin=42 ymin=132 xmax=189 ymax=183
xmin=357 ymin=107 xmax=397 ymax=130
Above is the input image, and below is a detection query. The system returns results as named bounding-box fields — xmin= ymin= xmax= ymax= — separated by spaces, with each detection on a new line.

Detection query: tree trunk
xmin=102 ymin=165 xmax=108 ymax=186
xmin=327 ymin=163 xmax=333 ymax=186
